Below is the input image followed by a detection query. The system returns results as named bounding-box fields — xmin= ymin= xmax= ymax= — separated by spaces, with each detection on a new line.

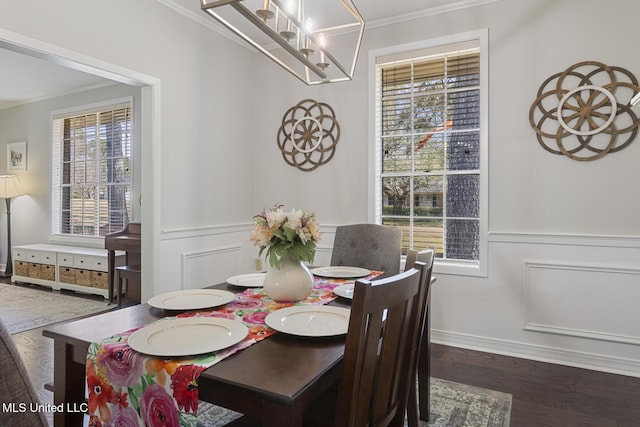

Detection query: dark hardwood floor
xmin=4 ymin=277 xmax=136 ymax=427
xmin=6 ymin=276 xmax=640 ymax=426
xmin=430 ymin=343 xmax=640 ymax=427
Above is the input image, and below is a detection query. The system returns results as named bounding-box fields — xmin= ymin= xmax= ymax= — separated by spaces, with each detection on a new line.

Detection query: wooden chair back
xmin=406 ymin=255 xmax=435 ymax=426
xmin=404 ymin=248 xmax=434 ymax=272
xmin=334 ymin=262 xmax=428 ymax=427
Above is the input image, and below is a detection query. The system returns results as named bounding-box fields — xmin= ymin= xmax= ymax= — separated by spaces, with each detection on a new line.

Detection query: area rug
xmin=0 ymin=283 xmax=113 ymax=334
xmin=196 ymin=377 xmax=512 ymax=427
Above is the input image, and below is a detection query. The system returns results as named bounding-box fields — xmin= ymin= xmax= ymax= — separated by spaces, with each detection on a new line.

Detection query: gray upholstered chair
xmin=330 ymin=224 xmax=402 ymax=278
xmin=0 ymin=317 xmax=48 ymax=427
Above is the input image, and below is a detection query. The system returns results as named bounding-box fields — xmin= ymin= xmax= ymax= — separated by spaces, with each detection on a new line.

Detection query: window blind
xmin=51 ymin=101 xmax=132 ymax=238
xmin=377 ymin=45 xmax=481 ymax=261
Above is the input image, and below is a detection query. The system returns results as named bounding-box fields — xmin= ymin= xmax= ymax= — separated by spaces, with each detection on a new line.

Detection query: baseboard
xmin=432 ymin=329 xmax=640 ymax=378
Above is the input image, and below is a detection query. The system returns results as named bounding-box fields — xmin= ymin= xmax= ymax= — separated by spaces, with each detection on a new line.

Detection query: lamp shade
xmin=0 ymin=175 xmax=25 ymax=199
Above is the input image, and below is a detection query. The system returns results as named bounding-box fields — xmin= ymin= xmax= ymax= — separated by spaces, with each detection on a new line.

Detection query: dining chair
xmin=330 ymin=224 xmax=402 ymax=278
xmin=404 ymin=248 xmax=434 ymax=272
xmin=406 ymin=253 xmax=435 ymax=426
xmin=305 ymin=262 xmax=429 ymax=427
xmin=0 ymin=317 xmax=48 ymax=427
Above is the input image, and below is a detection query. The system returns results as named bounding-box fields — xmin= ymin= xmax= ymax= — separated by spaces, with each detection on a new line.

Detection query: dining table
xmin=42 ymin=270 xmax=433 ymax=427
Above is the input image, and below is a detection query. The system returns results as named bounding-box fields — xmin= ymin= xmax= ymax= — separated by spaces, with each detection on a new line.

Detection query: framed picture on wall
xmin=7 ymin=141 xmax=27 ymax=171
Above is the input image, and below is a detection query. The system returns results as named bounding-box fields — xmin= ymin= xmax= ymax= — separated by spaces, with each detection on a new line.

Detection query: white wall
xmin=1 ymin=0 xmax=640 ymax=376
xmin=0 ymin=0 xmax=260 ymax=300
xmin=250 ymin=0 xmax=640 ymax=376
xmin=0 ymin=84 xmax=142 ymax=255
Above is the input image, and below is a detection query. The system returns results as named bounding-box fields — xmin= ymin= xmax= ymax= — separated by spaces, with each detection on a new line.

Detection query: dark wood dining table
xmin=43 ymin=281 xmax=350 ymax=427
xmin=43 ymin=275 xmax=434 ymax=427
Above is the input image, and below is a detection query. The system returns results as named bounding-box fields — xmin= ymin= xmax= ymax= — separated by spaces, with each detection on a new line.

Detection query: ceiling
xmin=0 ymin=48 xmax=112 ymax=110
xmin=0 ymin=0 xmax=494 ymax=110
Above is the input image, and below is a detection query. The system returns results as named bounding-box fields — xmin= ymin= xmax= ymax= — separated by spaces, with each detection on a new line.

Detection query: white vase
xmin=263 ymin=255 xmax=314 ymax=302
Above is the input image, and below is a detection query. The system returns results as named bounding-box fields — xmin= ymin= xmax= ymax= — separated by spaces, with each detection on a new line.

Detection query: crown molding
xmin=157 ymin=0 xmax=251 ymax=50
xmin=158 ymin=0 xmax=500 ymax=49
xmin=367 ymin=0 xmax=500 ymax=28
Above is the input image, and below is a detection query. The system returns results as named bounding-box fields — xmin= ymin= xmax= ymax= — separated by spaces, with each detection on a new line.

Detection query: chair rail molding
xmin=161 ymin=223 xmax=253 ymax=240
xmin=489 ymin=231 xmax=640 ymax=248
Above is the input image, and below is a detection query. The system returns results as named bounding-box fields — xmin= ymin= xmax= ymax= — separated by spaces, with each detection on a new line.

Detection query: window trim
xmin=368 ymin=29 xmax=488 ymax=277
xmin=49 ymin=96 xmax=134 ymax=246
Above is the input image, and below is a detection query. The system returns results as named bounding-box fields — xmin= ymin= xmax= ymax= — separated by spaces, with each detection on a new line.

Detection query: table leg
xmin=107 ymin=249 xmax=115 ymax=304
xmin=262 ymin=402 xmax=303 ymax=427
xmin=52 ymin=340 xmax=86 ymax=426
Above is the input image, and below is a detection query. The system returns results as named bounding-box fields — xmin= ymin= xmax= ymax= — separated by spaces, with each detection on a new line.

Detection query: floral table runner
xmin=86 ymin=272 xmax=381 ymax=427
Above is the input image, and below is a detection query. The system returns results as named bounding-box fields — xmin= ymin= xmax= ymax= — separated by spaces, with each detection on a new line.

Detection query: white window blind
xmin=51 ymin=100 xmax=132 ymax=238
xmin=375 ymin=40 xmax=483 ymax=263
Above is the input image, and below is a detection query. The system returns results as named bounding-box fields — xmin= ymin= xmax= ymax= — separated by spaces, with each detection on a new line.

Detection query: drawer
xmin=12 ymin=248 xmax=27 ymax=261
xmin=39 ymin=264 xmax=56 ymax=281
xmin=27 ymin=263 xmax=41 ymax=278
xmin=58 ymin=253 xmax=75 ymax=267
xmin=14 ymin=261 xmax=29 ymax=276
xmin=91 ymin=271 xmax=109 ymax=289
xmin=59 ymin=266 xmax=77 ymax=284
xmin=25 ymin=250 xmax=56 ymax=265
xmin=73 ymin=255 xmax=107 ymax=272
xmin=75 ymin=269 xmax=92 ymax=286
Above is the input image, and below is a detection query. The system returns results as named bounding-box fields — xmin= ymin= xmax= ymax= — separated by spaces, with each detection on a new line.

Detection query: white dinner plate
xmin=128 ymin=317 xmax=249 ymax=356
xmin=226 ymin=273 xmax=265 ymax=288
xmin=147 ymin=289 xmax=236 ymax=310
xmin=310 ymin=266 xmax=372 ymax=279
xmin=265 ymin=306 xmax=351 ymax=337
xmin=333 ymin=284 xmax=355 ymax=299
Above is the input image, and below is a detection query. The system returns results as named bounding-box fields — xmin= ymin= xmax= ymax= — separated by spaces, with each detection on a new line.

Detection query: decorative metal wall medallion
xmin=277 ymin=99 xmax=340 ymax=171
xmin=529 ymin=61 xmax=640 ymax=161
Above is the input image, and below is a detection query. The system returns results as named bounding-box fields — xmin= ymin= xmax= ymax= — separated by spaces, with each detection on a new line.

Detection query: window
xmin=51 ymin=99 xmax=132 ymax=239
xmin=372 ymin=30 xmax=487 ymax=274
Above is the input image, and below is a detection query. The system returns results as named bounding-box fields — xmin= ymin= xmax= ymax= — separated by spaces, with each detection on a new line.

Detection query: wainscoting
xmin=431 ymin=232 xmax=640 ymax=377
xmin=523 ymin=260 xmax=640 ymax=345
xmin=154 ymin=226 xmax=640 ymax=376
xmin=181 ymin=245 xmax=242 ymax=290
xmin=155 ymin=224 xmax=339 ymax=296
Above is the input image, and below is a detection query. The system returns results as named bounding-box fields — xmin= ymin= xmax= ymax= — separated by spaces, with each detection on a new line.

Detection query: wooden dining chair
xmin=330 ymin=224 xmax=402 ymax=278
xmin=305 ymin=262 xmax=429 ymax=427
xmin=0 ymin=317 xmax=48 ymax=427
xmin=404 ymin=248 xmax=434 ymax=272
xmin=406 ymin=253 xmax=435 ymax=426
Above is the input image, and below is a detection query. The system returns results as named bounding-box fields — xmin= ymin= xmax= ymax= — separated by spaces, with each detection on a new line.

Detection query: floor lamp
xmin=0 ymin=175 xmax=25 ymax=278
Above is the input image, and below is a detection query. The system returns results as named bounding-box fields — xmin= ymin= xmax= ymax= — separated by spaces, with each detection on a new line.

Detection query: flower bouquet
xmin=250 ymin=203 xmax=321 ymax=269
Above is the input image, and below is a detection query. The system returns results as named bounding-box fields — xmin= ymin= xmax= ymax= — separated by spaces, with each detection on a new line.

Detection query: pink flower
xmin=242 ymin=311 xmax=268 ymax=325
xmin=140 ymin=385 xmax=180 ymax=427
xmin=97 ymin=342 xmax=144 ymax=388
xmin=206 ymin=312 xmax=236 ymax=320
xmin=229 ymin=298 xmax=264 ymax=310
xmin=107 ymin=406 xmax=139 ymax=427
xmin=315 ymin=282 xmax=338 ymax=291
